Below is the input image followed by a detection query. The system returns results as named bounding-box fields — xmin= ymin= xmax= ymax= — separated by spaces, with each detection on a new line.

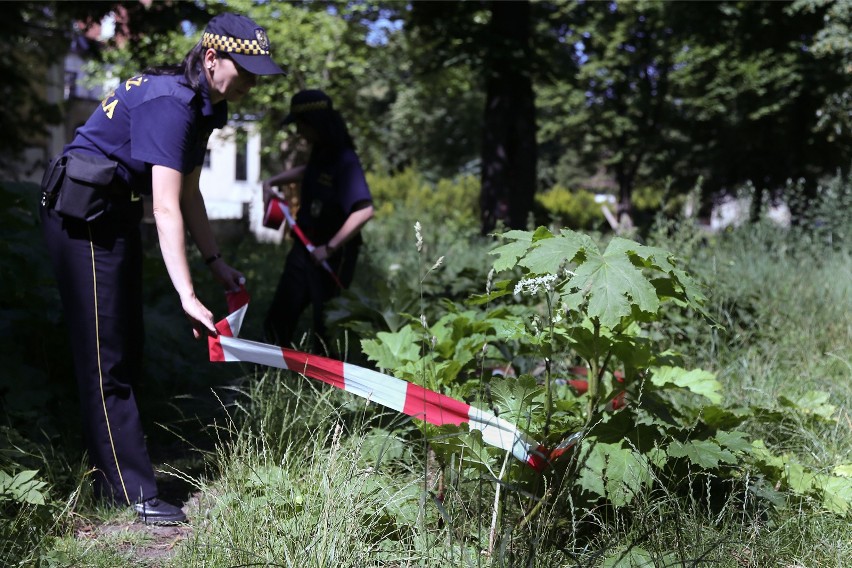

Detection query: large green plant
xmin=359 ymin=226 xmax=852 ymax=520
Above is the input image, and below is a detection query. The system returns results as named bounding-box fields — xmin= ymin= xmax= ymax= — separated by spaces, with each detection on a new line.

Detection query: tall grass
xmin=4 ymin=172 xmax=851 ymax=566
xmin=172 ymin=370 xmax=478 ymax=567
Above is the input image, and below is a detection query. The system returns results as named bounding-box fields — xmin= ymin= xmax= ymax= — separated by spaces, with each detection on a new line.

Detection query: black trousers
xmin=40 ymin=200 xmax=157 ymax=505
xmin=264 ymin=241 xmax=358 ymax=350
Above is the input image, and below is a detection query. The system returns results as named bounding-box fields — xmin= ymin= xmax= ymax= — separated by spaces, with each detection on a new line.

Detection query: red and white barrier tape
xmin=264 ymin=198 xmax=343 ymax=288
xmin=208 ymin=287 xmax=556 ymax=471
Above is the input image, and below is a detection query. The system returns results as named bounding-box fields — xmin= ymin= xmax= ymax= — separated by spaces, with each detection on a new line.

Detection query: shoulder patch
xmin=123 ymin=74 xmax=196 ymax=109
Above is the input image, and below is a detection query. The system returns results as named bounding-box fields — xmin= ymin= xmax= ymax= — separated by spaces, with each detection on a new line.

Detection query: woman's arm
xmin=312 ymin=203 xmax=375 ymax=263
xmin=262 ymin=164 xmax=306 ymax=210
xmin=180 ymin=167 xmax=245 ymax=292
xmin=264 ymin=164 xmax=306 ymax=191
xmin=152 ymin=165 xmax=216 ymax=338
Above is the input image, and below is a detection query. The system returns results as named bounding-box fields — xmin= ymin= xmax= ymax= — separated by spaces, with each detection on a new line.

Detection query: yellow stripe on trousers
xmin=88 ymin=226 xmax=130 ymax=505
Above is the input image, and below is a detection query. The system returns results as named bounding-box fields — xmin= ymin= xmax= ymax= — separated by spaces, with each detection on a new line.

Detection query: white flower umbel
xmin=513 ymin=273 xmax=558 ymax=297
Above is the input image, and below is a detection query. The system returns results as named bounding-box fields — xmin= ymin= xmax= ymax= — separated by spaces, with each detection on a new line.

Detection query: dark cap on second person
xmin=283 ymin=89 xmax=333 ymax=124
xmin=202 ymin=13 xmax=285 ymax=76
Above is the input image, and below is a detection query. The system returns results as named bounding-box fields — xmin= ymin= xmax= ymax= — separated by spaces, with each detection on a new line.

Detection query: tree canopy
xmin=3 ymin=0 xmax=851 ymax=229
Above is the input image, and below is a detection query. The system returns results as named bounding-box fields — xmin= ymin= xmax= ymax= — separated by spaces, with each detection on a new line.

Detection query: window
xmin=235 ymin=128 xmax=248 ymax=181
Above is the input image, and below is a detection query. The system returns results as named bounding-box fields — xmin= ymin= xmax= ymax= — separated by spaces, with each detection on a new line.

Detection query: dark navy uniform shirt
xmin=65 ymin=72 xmax=228 ymax=195
xmin=297 ymin=147 xmax=372 ymax=244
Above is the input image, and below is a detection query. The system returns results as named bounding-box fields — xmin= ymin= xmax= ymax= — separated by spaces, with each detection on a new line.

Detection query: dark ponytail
xmin=143 ymin=40 xmax=207 ymax=93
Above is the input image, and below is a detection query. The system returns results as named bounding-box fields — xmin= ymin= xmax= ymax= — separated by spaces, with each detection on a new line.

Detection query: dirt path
xmin=74 ymin=520 xmax=193 ymax=566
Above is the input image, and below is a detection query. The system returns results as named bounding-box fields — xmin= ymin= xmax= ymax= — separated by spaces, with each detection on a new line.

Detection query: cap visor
xmin=231 ymin=53 xmax=286 ymax=76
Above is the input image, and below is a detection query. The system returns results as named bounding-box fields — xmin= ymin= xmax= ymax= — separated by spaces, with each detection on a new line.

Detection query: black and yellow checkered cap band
xmin=202 ymin=32 xmax=269 ymax=56
xmin=291 ymin=101 xmax=330 ymax=114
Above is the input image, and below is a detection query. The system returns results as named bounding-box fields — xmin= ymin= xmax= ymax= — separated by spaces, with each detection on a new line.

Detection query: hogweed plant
xmin=358 ymin=225 xmax=852 ymax=558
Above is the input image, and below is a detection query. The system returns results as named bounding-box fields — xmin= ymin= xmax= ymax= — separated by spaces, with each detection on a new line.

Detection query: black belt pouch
xmin=48 ymin=152 xmax=119 ymax=222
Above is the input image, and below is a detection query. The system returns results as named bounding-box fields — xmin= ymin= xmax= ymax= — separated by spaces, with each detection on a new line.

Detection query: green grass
xmin=171 ymin=371 xmax=458 ymax=567
xmin=2 ymin=177 xmax=851 ymax=566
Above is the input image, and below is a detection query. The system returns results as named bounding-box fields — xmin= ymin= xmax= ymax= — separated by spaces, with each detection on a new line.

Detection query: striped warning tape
xmin=264 ymin=198 xmax=343 ymax=288
xmin=207 ymin=287 xmax=571 ymax=471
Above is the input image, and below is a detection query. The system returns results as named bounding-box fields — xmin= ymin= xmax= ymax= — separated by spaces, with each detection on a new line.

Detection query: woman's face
xmin=207 ymin=51 xmax=257 ymax=103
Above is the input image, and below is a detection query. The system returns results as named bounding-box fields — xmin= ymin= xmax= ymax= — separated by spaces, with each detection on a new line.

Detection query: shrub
xmin=534 ymin=185 xmax=607 ymax=230
xmin=366 ymin=167 xmax=479 ymax=224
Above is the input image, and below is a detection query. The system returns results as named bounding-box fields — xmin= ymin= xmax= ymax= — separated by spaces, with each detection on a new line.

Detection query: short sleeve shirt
xmin=65 ymin=73 xmax=227 ymax=194
xmin=296 ymin=147 xmax=372 ymax=243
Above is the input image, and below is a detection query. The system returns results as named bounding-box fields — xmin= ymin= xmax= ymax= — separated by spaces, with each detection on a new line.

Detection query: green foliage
xmin=366 ymin=168 xmax=479 ymax=225
xmin=538 ymin=0 xmax=852 ymax=225
xmin=7 ymin=172 xmax=849 ymax=563
xmin=352 ymin=220 xmax=852 ymax=525
xmin=0 ymin=470 xmax=48 ymax=506
xmin=535 ymin=186 xmax=606 ymax=230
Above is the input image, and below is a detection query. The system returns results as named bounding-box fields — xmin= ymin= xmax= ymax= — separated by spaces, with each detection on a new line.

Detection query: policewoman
xmin=262 ymin=90 xmax=374 ymax=350
xmin=39 ymin=13 xmax=284 ymax=524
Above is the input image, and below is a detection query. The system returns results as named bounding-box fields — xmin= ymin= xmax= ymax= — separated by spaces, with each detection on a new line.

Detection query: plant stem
xmin=587 ymin=319 xmax=601 ymax=421
xmin=544 ymin=294 xmax=554 ymax=435
xmin=488 ymin=451 xmax=510 ymax=556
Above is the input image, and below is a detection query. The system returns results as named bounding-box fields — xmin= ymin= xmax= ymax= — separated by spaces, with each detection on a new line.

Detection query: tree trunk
xmin=615 ymin=165 xmax=635 ymax=232
xmin=480 ymin=0 xmax=537 ymax=235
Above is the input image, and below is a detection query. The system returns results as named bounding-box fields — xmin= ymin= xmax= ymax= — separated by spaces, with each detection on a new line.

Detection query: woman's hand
xmin=310 ymin=244 xmax=333 ymax=264
xmin=180 ymin=293 xmax=217 ymax=339
xmin=262 ymin=181 xmax=280 ymax=213
xmin=208 ymin=257 xmax=245 ymax=291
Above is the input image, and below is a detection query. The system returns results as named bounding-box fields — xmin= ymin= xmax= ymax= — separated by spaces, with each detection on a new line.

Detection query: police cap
xmin=202 ymin=13 xmax=285 ymax=76
xmin=283 ymin=89 xmax=333 ymax=125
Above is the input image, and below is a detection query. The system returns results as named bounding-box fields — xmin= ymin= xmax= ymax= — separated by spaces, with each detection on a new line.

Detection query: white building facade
xmin=199 ymin=124 xmax=283 ymax=244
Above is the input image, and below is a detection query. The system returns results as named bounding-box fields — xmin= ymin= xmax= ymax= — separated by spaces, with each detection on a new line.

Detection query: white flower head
xmin=420 ymin=314 xmax=428 ymax=329
xmin=514 ymin=273 xmax=558 ymax=296
xmin=414 ymin=221 xmax=423 ymax=252
xmin=486 ymin=268 xmax=495 ymax=294
xmin=430 ymin=256 xmax=444 ymax=271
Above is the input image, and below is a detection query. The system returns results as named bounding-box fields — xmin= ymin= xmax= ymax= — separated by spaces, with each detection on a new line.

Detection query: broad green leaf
xmin=834 ymin=464 xmax=852 ymax=478
xmin=578 ymin=444 xmax=606 ymax=498
xmin=518 ymin=231 xmax=588 ymax=274
xmin=565 ymin=238 xmax=660 ymax=328
xmin=579 ymin=442 xmax=652 ymax=506
xmin=650 ymin=366 xmax=723 ymax=404
xmin=468 ymin=285 xmax=515 ymax=305
xmin=672 ymin=267 xmax=709 ymax=313
xmin=779 ymin=390 xmax=837 ymax=420
xmin=818 ymin=475 xmax=852 ymax=516
xmin=451 ymin=334 xmax=488 ymax=368
xmin=362 ymin=325 xmax=421 ymax=368
xmin=490 ymin=231 xmax=535 ymax=272
xmin=427 ymin=425 xmax=495 ymax=477
xmin=667 ymin=440 xmax=736 ymax=469
xmin=602 ymin=547 xmax=654 ymax=568
xmin=750 ymin=440 xmax=785 ymax=470
xmin=616 ymin=240 xmax=677 ymax=273
xmin=0 ymin=470 xmax=47 ymax=505
xmin=491 ymin=317 xmax=529 ymax=341
xmin=714 ymin=430 xmax=753 ymax=454
xmin=489 ymin=375 xmax=543 ymax=428
xmin=702 ymin=406 xmax=751 ymax=429
xmin=785 ymin=461 xmax=817 ymax=494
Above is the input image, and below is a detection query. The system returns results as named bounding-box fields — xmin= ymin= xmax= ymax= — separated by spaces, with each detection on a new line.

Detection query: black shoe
xmin=134 ymin=498 xmax=187 ymax=525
